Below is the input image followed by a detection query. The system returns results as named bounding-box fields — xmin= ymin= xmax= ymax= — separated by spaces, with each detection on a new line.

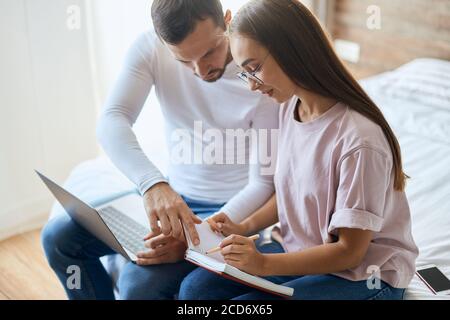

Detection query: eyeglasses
xmin=236 ymin=53 xmax=270 ymax=85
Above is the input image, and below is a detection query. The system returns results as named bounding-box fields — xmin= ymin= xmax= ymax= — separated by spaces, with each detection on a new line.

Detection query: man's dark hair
xmin=151 ymin=0 xmax=226 ymax=45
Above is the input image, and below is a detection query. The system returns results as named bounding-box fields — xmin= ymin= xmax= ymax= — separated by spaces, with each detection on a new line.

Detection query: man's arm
xmin=218 ymin=98 xmax=279 ymax=223
xmin=96 ymin=33 xmax=200 ymax=243
xmin=96 ymin=33 xmax=165 ymax=194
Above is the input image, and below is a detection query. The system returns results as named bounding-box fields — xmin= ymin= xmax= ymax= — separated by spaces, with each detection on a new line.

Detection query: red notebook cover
xmin=185 ymin=256 xmax=292 ymax=299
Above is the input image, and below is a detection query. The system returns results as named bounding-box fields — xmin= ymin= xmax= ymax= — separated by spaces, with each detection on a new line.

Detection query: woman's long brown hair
xmin=230 ymin=0 xmax=408 ymax=191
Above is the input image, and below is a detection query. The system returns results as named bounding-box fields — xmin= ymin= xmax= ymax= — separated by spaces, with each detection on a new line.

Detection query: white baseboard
xmin=0 ymin=197 xmax=52 ymax=242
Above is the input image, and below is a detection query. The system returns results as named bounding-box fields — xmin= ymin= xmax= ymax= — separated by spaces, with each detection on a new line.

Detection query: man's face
xmin=166 ymin=18 xmax=231 ymax=82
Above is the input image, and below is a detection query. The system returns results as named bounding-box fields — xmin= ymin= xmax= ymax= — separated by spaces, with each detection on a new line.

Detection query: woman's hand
xmin=207 ymin=212 xmax=248 ymax=236
xmin=219 ymin=234 xmax=267 ymax=276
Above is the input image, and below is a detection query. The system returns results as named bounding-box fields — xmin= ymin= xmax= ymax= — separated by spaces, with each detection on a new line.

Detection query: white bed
xmin=48 ymin=58 xmax=450 ymax=300
xmin=360 ymin=58 xmax=450 ymax=300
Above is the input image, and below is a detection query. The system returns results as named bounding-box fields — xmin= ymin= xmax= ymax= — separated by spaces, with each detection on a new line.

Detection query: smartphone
xmin=416 ymin=264 xmax=450 ymax=295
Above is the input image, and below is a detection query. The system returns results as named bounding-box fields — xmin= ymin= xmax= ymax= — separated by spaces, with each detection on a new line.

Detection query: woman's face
xmin=230 ymin=34 xmax=297 ymax=103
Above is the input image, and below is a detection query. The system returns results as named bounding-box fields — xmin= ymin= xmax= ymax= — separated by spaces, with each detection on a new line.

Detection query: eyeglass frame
xmin=236 ymin=52 xmax=270 ymax=85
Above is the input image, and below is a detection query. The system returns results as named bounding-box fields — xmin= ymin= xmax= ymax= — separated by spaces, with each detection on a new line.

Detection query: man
xmin=42 ymin=0 xmax=278 ymax=300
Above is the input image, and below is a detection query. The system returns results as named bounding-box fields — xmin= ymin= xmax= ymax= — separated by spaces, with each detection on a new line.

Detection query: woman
xmin=178 ymin=0 xmax=418 ymax=300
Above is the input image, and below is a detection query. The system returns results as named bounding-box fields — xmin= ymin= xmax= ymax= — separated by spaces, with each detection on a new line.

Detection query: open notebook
xmin=183 ymin=221 xmax=294 ymax=298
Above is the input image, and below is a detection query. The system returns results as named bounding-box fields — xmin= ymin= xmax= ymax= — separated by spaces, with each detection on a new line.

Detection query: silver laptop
xmin=36 ymin=171 xmax=151 ymax=262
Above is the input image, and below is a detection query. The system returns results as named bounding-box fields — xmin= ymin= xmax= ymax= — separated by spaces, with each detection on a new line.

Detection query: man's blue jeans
xmin=178 ymin=240 xmax=406 ymax=300
xmin=41 ymin=195 xmax=224 ymax=300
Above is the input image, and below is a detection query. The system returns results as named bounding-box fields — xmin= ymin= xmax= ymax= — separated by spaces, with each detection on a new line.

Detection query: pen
xmin=205 ymin=234 xmax=260 ymax=255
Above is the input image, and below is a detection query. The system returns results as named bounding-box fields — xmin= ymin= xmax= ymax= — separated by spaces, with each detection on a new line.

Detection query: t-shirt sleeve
xmin=328 ymin=147 xmax=392 ymax=235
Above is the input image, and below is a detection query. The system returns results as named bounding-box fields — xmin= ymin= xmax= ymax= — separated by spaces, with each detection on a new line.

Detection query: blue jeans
xmin=178 ymin=240 xmax=405 ymax=300
xmin=41 ymin=195 xmax=224 ymax=300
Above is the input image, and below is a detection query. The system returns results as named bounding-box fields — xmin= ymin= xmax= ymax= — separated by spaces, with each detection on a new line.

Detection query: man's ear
xmin=224 ymin=9 xmax=232 ymax=26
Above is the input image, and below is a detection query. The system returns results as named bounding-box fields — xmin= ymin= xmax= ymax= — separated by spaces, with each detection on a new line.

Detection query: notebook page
xmin=183 ymin=220 xmax=225 ymax=262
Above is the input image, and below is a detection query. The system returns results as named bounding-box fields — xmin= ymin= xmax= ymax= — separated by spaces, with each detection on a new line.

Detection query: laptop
xmin=36 ymin=170 xmax=152 ymax=262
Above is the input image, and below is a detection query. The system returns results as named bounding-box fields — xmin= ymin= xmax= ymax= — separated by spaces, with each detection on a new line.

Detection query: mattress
xmin=360 ymin=59 xmax=450 ymax=299
xmin=389 ymin=126 xmax=450 ymax=300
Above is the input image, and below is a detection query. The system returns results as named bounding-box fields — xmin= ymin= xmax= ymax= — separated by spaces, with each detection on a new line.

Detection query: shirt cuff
xmin=218 ymin=204 xmax=241 ymax=223
xmin=328 ymin=208 xmax=384 ymax=236
xmin=138 ymin=174 xmax=169 ymax=196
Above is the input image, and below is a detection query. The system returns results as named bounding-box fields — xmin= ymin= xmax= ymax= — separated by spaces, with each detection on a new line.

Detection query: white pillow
xmin=360 ymin=58 xmax=450 ymax=144
xmin=370 ymin=58 xmax=450 ymax=111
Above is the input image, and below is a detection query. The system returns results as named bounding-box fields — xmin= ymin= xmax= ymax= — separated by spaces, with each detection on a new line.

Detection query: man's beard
xmin=200 ymin=68 xmax=226 ymax=83
xmin=196 ymin=48 xmax=233 ymax=83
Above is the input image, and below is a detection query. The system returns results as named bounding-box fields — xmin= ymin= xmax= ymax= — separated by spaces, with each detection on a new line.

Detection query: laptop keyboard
xmin=98 ymin=206 xmax=149 ymax=254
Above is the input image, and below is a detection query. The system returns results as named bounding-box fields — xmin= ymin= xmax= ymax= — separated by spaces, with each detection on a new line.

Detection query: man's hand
xmin=143 ymin=182 xmax=201 ymax=245
xmin=136 ymin=232 xmax=187 ymax=265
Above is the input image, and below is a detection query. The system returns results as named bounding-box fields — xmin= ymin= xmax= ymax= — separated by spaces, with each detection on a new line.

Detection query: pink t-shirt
xmin=274 ymin=98 xmax=419 ymax=288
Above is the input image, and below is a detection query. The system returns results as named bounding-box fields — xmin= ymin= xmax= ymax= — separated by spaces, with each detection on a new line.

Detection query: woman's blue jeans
xmin=178 ymin=240 xmax=405 ymax=300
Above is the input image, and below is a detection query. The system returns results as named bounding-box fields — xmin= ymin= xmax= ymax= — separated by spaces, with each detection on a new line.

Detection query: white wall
xmin=0 ymin=0 xmax=314 ymax=240
xmin=89 ymin=0 xmax=250 ymax=105
xmin=0 ymin=0 xmax=99 ymax=240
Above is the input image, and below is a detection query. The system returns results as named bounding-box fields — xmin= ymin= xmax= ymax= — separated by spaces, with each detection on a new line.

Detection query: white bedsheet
xmin=362 ymin=71 xmax=450 ymax=299
xmin=393 ymin=128 xmax=450 ymax=300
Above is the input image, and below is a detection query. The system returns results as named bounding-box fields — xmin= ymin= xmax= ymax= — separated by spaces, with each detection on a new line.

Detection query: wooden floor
xmin=0 ymin=229 xmax=66 ymax=300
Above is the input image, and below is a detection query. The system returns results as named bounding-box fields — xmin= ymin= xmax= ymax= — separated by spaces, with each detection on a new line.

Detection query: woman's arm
xmin=241 ymin=193 xmax=278 ymax=235
xmin=208 ymin=193 xmax=279 ymax=236
xmin=219 ymin=227 xmax=372 ymax=276
xmin=261 ymin=228 xmax=373 ymax=276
